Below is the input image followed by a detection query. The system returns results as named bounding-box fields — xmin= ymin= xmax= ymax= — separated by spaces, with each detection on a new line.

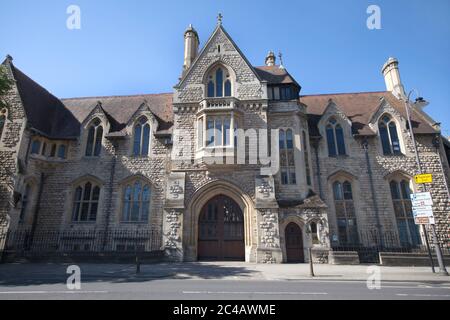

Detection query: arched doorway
xmin=285 ymin=222 xmax=304 ymax=263
xmin=198 ymin=195 xmax=245 ymax=261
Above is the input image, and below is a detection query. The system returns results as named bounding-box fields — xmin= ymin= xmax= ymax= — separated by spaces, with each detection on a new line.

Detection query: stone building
xmin=0 ymin=19 xmax=449 ymax=264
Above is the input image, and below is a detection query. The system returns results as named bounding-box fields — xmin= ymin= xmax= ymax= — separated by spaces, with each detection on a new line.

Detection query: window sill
xmin=120 ymin=221 xmax=149 ymax=225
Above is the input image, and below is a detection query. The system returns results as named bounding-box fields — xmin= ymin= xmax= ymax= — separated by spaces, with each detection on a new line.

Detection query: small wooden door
xmin=285 ymin=222 xmax=304 ymax=263
xmin=198 ymin=195 xmax=245 ymax=261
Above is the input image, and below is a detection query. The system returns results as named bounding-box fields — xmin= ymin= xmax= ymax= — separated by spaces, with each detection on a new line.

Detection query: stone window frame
xmin=376 ymin=113 xmax=405 ymax=157
xmin=83 ymin=117 xmax=104 ymax=158
xmin=117 ymin=175 xmax=154 ymax=224
xmin=279 ymin=128 xmax=297 ymax=185
xmin=302 ymin=130 xmax=312 ymax=186
xmin=325 ymin=117 xmax=347 ymax=157
xmin=65 ymin=175 xmax=104 ymax=226
xmin=17 ymin=177 xmax=38 ymax=225
xmin=203 ymin=63 xmax=236 ymax=99
xmin=328 ymin=171 xmax=361 ymax=246
xmin=132 ymin=116 xmax=152 ymax=157
xmin=0 ymin=107 xmax=8 ymax=145
xmin=196 ymin=111 xmax=241 ymax=151
xmin=385 ymin=171 xmax=422 ymax=248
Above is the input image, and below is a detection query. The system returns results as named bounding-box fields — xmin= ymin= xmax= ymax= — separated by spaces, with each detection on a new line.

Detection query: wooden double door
xmin=198 ymin=195 xmax=245 ymax=261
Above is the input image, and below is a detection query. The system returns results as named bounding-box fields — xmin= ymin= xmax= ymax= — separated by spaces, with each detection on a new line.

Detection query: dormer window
xmin=133 ymin=116 xmax=151 ymax=156
xmin=326 ymin=118 xmax=346 ymax=157
xmin=379 ymin=115 xmax=401 ymax=155
xmin=268 ymin=85 xmax=298 ymax=101
xmin=85 ymin=118 xmax=103 ymax=157
xmin=207 ymin=67 xmax=232 ymax=98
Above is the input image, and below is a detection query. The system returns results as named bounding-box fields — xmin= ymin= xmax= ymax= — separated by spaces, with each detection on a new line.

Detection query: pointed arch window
xmin=333 ymin=181 xmax=359 ymax=245
xmin=326 ymin=118 xmax=346 ymax=157
xmin=122 ymin=179 xmax=151 ymax=222
xmin=19 ymin=184 xmax=32 ymax=222
xmin=133 ymin=117 xmax=151 ymax=156
xmin=390 ymin=179 xmax=421 ymax=247
xmin=85 ymin=119 xmax=103 ymax=157
xmin=379 ymin=115 xmax=401 ymax=155
xmin=0 ymin=112 xmax=6 ymax=141
xmin=279 ymin=129 xmax=296 ymax=185
xmin=206 ymin=67 xmax=232 ymax=98
xmin=72 ymin=181 xmax=100 ymax=222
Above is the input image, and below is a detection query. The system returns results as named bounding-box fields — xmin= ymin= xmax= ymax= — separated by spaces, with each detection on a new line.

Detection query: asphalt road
xmin=0 ymin=278 xmax=449 ymax=300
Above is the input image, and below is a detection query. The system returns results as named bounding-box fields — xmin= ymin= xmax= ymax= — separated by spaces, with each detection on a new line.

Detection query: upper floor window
xmin=390 ymin=179 xmax=421 ymax=247
xmin=85 ymin=119 xmax=103 ymax=157
xmin=133 ymin=117 xmax=151 ymax=156
xmin=72 ymin=181 xmax=100 ymax=222
xmin=58 ymin=144 xmax=67 ymax=159
xmin=31 ymin=139 xmax=41 ymax=155
xmin=303 ymin=131 xmax=311 ymax=186
xmin=279 ymin=129 xmax=296 ymax=185
xmin=326 ymin=118 xmax=346 ymax=157
xmin=333 ymin=180 xmax=359 ymax=245
xmin=207 ymin=67 xmax=232 ymax=98
xmin=268 ymin=86 xmax=297 ymax=101
xmin=122 ymin=179 xmax=151 ymax=222
xmin=379 ymin=115 xmax=401 ymax=155
xmin=205 ymin=115 xmax=233 ymax=147
xmin=20 ymin=184 xmax=32 ymax=222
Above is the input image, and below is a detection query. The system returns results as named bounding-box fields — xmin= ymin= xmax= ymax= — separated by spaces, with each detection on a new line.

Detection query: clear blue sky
xmin=1 ymin=0 xmax=449 ymax=133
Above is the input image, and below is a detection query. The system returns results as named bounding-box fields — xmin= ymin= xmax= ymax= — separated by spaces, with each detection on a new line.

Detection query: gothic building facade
xmin=0 ymin=20 xmax=449 ymax=263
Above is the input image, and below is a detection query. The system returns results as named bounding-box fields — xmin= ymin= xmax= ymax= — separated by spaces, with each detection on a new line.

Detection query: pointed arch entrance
xmin=285 ymin=222 xmax=304 ymax=263
xmin=198 ymin=195 xmax=245 ymax=261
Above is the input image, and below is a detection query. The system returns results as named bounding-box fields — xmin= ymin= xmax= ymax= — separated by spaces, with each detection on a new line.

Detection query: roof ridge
xmin=61 ymin=92 xmax=172 ymax=101
xmin=301 ymin=91 xmax=387 ymax=98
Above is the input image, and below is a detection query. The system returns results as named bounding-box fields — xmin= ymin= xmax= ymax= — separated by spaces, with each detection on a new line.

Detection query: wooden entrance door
xmin=285 ymin=222 xmax=304 ymax=263
xmin=198 ymin=195 xmax=245 ymax=261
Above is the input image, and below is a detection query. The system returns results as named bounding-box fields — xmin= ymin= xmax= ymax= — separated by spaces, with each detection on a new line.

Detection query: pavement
xmin=0 ymin=262 xmax=449 ymax=300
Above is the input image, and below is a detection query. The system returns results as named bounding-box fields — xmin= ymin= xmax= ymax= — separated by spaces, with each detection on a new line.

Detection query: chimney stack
xmin=265 ymin=51 xmax=276 ymax=66
xmin=183 ymin=24 xmax=199 ymax=73
xmin=382 ymin=57 xmax=406 ymax=99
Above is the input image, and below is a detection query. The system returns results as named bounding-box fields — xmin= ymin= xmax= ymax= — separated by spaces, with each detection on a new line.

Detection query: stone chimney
xmin=183 ymin=24 xmax=199 ymax=72
xmin=265 ymin=51 xmax=276 ymax=66
xmin=382 ymin=57 xmax=406 ymax=99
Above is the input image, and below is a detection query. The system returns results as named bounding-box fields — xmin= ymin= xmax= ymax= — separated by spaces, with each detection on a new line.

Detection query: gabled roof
xmin=302 ymin=91 xmax=438 ymax=137
xmin=4 ymin=59 xmax=80 ymax=139
xmin=176 ymin=23 xmax=262 ymax=87
xmin=62 ymin=93 xmax=174 ymax=134
xmin=254 ymin=65 xmax=300 ymax=87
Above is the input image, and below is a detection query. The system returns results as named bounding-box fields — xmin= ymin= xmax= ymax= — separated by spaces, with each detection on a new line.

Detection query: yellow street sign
xmin=414 ymin=174 xmax=433 ymax=184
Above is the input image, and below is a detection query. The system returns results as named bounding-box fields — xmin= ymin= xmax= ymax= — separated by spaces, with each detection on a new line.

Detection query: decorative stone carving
xmin=255 ymin=175 xmax=277 ymax=208
xmin=165 ymin=172 xmax=186 ymax=208
xmin=164 ymin=210 xmax=182 ymax=250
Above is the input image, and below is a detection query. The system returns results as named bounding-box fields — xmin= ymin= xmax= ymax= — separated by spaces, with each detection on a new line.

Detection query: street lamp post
xmin=404 ymin=90 xmax=448 ymax=276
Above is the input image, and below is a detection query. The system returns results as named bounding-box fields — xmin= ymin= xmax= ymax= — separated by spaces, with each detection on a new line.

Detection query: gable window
xmin=379 ymin=115 xmax=401 ymax=155
xmin=206 ymin=67 xmax=232 ymax=98
xmin=19 ymin=184 xmax=32 ymax=222
xmin=333 ymin=181 xmax=359 ymax=245
xmin=72 ymin=182 xmax=100 ymax=222
xmin=326 ymin=118 xmax=346 ymax=157
xmin=390 ymin=179 xmax=421 ymax=247
xmin=122 ymin=179 xmax=151 ymax=222
xmin=85 ymin=119 xmax=103 ymax=157
xmin=279 ymin=129 xmax=296 ymax=185
xmin=303 ymin=131 xmax=312 ymax=186
xmin=133 ymin=117 xmax=151 ymax=156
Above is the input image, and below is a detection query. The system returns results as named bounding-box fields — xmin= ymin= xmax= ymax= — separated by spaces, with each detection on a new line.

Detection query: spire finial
xmin=278 ymin=52 xmax=285 ymax=69
xmin=217 ymin=13 xmax=223 ymax=25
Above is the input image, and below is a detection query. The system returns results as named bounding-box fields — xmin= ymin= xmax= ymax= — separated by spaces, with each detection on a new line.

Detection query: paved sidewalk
xmin=0 ymin=262 xmax=449 ymax=285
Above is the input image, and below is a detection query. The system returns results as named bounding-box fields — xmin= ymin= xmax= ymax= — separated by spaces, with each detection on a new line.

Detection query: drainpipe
xmin=312 ymin=138 xmax=323 ymax=199
xmin=361 ymin=137 xmax=383 ymax=248
xmin=102 ymin=141 xmax=117 ymax=250
xmin=28 ymin=172 xmax=46 ymax=249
